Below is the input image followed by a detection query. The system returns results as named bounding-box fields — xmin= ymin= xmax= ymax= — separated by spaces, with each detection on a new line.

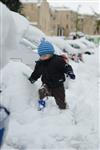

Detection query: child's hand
xmin=28 ymin=78 xmax=35 ymax=84
xmin=68 ymin=72 xmax=76 ymax=80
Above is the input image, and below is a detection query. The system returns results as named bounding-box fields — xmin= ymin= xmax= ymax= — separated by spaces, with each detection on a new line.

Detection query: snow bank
xmin=0 ymin=62 xmax=40 ymax=114
xmin=0 ymin=3 xmax=19 ymax=68
xmin=0 ymin=3 xmax=30 ymax=69
xmin=0 ymin=2 xmax=46 ymax=70
xmin=47 ymin=36 xmax=79 ymax=54
xmin=23 ymin=25 xmax=46 ymax=44
xmin=11 ymin=11 xmax=29 ymax=38
xmin=0 ymin=3 xmax=18 ymax=49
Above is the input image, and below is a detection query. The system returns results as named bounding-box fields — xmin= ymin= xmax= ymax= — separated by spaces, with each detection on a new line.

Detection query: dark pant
xmin=38 ymin=85 xmax=67 ymax=109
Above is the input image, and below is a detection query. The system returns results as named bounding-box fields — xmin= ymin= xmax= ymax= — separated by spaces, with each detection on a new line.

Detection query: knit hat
xmin=38 ymin=38 xmax=55 ymax=56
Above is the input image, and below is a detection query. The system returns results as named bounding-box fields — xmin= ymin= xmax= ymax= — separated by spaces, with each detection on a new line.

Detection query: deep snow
xmin=0 ymin=2 xmax=99 ymax=150
xmin=0 ymin=47 xmax=99 ymax=150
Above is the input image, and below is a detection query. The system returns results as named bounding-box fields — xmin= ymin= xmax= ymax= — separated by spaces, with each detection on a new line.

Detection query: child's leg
xmin=51 ymin=86 xmax=67 ymax=109
xmin=38 ymin=84 xmax=51 ymax=99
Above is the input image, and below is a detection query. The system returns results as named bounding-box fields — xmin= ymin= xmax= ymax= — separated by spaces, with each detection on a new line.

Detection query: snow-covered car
xmin=86 ymin=35 xmax=100 ymax=46
xmin=68 ymin=31 xmax=85 ymax=39
xmin=79 ymin=37 xmax=96 ymax=54
xmin=66 ymin=40 xmax=87 ymax=62
xmin=47 ymin=36 xmax=79 ymax=55
xmin=46 ymin=36 xmax=79 ymax=62
xmin=20 ymin=36 xmax=62 ymax=54
xmin=67 ymin=39 xmax=87 ymax=53
xmin=80 ymin=37 xmax=96 ymax=48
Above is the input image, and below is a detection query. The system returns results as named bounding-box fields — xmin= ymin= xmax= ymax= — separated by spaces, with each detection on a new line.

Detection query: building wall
xmin=38 ymin=0 xmax=51 ymax=35
xmin=21 ymin=3 xmax=39 ymax=25
xmin=21 ymin=1 xmax=97 ymax=36
xmin=82 ymin=15 xmax=96 ymax=35
xmin=49 ymin=9 xmax=76 ymax=36
xmin=54 ymin=10 xmax=71 ymax=36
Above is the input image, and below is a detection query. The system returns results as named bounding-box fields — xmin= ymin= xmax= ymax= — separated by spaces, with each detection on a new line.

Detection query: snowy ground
xmin=0 ymin=2 xmax=99 ymax=150
xmin=0 ymin=47 xmax=99 ymax=150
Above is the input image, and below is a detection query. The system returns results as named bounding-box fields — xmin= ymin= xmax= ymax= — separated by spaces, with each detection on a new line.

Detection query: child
xmin=29 ymin=39 xmax=75 ymax=110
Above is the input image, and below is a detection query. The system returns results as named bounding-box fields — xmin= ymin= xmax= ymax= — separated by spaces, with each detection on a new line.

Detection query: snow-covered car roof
xmin=47 ymin=36 xmax=79 ymax=54
xmin=67 ymin=39 xmax=87 ymax=53
xmin=79 ymin=37 xmax=96 ymax=48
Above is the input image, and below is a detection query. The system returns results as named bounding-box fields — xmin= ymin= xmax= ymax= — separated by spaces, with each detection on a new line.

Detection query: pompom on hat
xmin=38 ymin=38 xmax=55 ymax=56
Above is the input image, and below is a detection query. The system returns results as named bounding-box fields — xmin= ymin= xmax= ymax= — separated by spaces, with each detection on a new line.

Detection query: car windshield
xmin=70 ymin=44 xmax=80 ymax=49
xmin=82 ymin=41 xmax=88 ymax=46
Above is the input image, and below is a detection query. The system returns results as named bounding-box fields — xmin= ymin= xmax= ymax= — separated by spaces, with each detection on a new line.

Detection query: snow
xmin=47 ymin=36 xmax=79 ymax=54
xmin=0 ymin=48 xmax=99 ymax=149
xmin=0 ymin=3 xmax=19 ymax=68
xmin=0 ymin=2 xmax=99 ymax=149
xmin=0 ymin=3 xmax=30 ymax=69
xmin=20 ymin=0 xmax=39 ymax=3
xmin=11 ymin=11 xmax=29 ymax=38
xmin=54 ymin=6 xmax=70 ymax=11
xmin=0 ymin=2 xmax=45 ymax=69
xmin=23 ymin=25 xmax=45 ymax=44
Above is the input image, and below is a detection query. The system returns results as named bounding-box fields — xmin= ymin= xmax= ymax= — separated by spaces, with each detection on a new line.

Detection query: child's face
xmin=40 ymin=54 xmax=52 ymax=60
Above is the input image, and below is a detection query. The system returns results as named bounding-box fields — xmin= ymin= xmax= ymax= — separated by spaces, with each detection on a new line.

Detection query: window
xmin=66 ymin=25 xmax=68 ymax=29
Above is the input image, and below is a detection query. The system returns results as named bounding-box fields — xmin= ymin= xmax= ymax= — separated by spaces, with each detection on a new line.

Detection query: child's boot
xmin=38 ymin=99 xmax=46 ymax=111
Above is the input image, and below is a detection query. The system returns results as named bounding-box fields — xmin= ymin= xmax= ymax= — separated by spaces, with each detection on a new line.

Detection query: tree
xmin=0 ymin=0 xmax=22 ymax=13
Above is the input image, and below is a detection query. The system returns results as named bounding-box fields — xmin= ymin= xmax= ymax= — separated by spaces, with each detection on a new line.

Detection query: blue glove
xmin=68 ymin=72 xmax=76 ymax=80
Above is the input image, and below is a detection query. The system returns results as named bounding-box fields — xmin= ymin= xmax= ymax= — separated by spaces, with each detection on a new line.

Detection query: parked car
xmin=47 ymin=36 xmax=80 ymax=62
xmin=67 ymin=39 xmax=87 ymax=53
xmin=47 ymin=36 xmax=79 ymax=54
xmin=66 ymin=40 xmax=87 ymax=62
xmin=79 ymin=37 xmax=95 ymax=54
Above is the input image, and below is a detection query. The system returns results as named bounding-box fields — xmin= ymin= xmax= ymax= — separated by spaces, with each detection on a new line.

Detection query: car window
xmin=82 ymin=41 xmax=88 ymax=46
xmin=70 ymin=43 xmax=80 ymax=49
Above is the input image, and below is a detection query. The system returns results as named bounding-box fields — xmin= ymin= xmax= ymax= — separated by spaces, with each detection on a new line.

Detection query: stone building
xmin=82 ymin=15 xmax=96 ymax=35
xmin=21 ymin=2 xmax=39 ymax=26
xmin=49 ymin=7 xmax=77 ymax=36
xmin=21 ymin=0 xmax=97 ymax=36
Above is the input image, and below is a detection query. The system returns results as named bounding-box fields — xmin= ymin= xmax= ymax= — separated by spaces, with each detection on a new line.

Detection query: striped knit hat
xmin=38 ymin=38 xmax=55 ymax=56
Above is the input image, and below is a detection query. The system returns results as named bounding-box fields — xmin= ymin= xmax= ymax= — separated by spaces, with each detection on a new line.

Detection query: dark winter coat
xmin=29 ymin=55 xmax=75 ymax=88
